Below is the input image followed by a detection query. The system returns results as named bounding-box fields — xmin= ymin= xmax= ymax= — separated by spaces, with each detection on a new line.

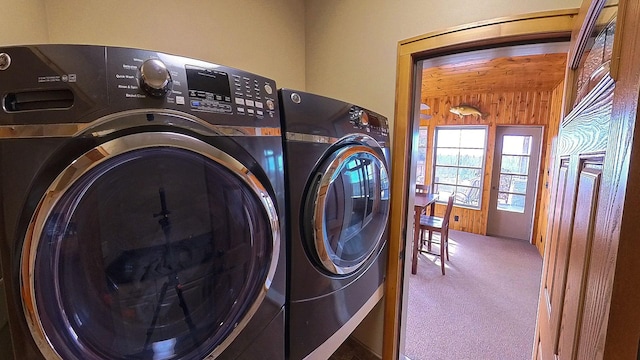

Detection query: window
xmin=432 ymin=127 xmax=487 ymax=208
xmin=496 ymin=135 xmax=532 ymax=213
xmin=416 ymin=126 xmax=428 ymax=185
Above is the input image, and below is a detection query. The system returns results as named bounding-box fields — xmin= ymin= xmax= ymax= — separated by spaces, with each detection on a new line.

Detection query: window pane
xmin=455 ymin=185 xmax=481 ymax=207
xmin=435 ymin=148 xmax=459 ymax=166
xmin=416 ymin=162 xmax=425 ymax=184
xmin=503 ymin=135 xmax=532 ymax=155
xmin=418 ymin=128 xmax=428 ymax=148
xmin=500 ymin=155 xmax=530 ymax=175
xmin=459 ymin=148 xmax=484 ymax=167
xmin=499 ymin=174 xmax=528 ymax=194
xmin=433 ymin=127 xmax=487 ymax=210
xmin=435 ymin=184 xmax=455 ymax=199
xmin=460 ymin=129 xmax=486 ymax=149
xmin=457 ymin=168 xmax=482 ymax=186
xmin=434 ymin=166 xmax=457 ymax=185
xmin=416 ymin=126 xmax=428 ymax=185
xmin=437 ymin=129 xmax=460 ymax=147
xmin=417 ymin=151 xmax=426 ymax=162
xmin=497 ymin=193 xmax=526 ymax=213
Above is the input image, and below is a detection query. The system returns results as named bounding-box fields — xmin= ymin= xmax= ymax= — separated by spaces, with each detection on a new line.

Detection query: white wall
xmin=0 ymin=0 xmax=49 ymax=45
xmin=1 ymin=0 xmax=306 ymax=90
xmin=304 ymin=0 xmax=582 ymax=122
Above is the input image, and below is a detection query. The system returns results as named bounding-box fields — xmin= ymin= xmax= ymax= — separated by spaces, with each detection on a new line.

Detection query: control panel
xmin=0 ymin=45 xmax=280 ymax=128
xmin=106 ymin=47 xmax=279 ymax=127
xmin=349 ymin=106 xmax=389 ymax=137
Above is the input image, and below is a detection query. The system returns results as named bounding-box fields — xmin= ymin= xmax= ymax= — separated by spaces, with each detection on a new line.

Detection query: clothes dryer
xmin=279 ymin=89 xmax=391 ymax=359
xmin=0 ymin=45 xmax=285 ymax=360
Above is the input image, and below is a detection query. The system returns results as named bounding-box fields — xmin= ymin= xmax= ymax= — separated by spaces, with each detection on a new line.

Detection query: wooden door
xmin=536 ymin=159 xmax=573 ymax=359
xmin=533 ymin=0 xmax=640 ymax=358
xmin=487 ymin=126 xmax=543 ymax=241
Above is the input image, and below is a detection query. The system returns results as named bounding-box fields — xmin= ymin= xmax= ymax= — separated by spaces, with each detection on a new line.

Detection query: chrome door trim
xmin=286 ymin=131 xmax=339 ymax=144
xmin=286 ymin=131 xmax=388 ymax=148
xmin=20 ymin=131 xmax=280 ymax=360
xmin=310 ymin=135 xmax=390 ymax=275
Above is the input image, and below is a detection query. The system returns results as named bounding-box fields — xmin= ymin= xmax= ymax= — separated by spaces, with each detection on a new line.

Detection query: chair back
xmin=441 ymin=193 xmax=455 ymax=227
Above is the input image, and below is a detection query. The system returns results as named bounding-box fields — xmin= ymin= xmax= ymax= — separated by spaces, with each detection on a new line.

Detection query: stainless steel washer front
xmin=22 ymin=130 xmax=280 ymax=359
xmin=0 ymin=45 xmax=285 ymax=360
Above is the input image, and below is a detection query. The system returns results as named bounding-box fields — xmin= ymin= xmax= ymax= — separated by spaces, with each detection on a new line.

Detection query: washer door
xmin=21 ymin=132 xmax=279 ymax=360
xmin=305 ymin=136 xmax=390 ymax=275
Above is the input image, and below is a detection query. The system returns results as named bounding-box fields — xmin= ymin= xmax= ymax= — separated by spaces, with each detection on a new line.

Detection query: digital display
xmin=185 ymin=65 xmax=231 ymax=102
xmin=368 ymin=114 xmax=381 ymax=128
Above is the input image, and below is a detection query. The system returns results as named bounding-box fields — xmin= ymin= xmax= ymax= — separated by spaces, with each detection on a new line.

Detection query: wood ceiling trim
xmin=421 ymin=53 xmax=567 ymax=98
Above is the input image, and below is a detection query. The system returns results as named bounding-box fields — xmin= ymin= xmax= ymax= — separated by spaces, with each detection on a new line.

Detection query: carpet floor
xmin=404 ymin=230 xmax=543 ymax=360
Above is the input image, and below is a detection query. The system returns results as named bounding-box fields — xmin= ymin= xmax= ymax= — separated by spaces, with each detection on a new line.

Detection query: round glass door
xmin=21 ymin=132 xmax=279 ymax=360
xmin=306 ymin=138 xmax=390 ymax=275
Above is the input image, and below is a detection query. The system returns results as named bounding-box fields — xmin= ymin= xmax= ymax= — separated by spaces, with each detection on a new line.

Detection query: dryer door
xmin=305 ymin=136 xmax=390 ymax=275
xmin=21 ymin=132 xmax=279 ymax=360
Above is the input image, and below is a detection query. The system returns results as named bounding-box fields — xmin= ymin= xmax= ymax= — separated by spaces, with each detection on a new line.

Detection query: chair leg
xmin=440 ymin=231 xmax=445 ymax=275
xmin=412 ymin=226 xmax=419 ymax=275
xmin=444 ymin=229 xmax=450 ymax=261
xmin=427 ymin=230 xmax=433 ymax=252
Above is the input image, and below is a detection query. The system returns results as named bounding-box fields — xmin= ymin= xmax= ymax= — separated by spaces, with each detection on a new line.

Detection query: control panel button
xmin=0 ymin=53 xmax=11 ymax=71
xmin=266 ymin=99 xmax=275 ymax=111
xmin=264 ymin=84 xmax=273 ymax=94
xmin=357 ymin=110 xmax=369 ymax=126
xmin=140 ymin=59 xmax=172 ymax=97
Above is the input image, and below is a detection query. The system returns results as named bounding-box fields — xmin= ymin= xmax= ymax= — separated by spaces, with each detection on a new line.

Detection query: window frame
xmin=431 ymin=125 xmax=488 ymax=209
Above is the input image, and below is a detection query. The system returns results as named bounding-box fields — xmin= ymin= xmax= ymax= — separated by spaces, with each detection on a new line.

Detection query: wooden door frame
xmin=383 ymin=10 xmax=578 ymax=359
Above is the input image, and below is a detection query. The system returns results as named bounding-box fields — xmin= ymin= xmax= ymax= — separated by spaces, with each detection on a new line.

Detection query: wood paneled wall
xmin=420 ymin=86 xmax=563 ymax=248
xmin=532 ymin=81 xmax=564 ymax=256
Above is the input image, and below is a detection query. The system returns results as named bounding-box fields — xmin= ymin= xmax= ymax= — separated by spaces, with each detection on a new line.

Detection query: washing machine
xmin=279 ymin=89 xmax=391 ymax=359
xmin=0 ymin=45 xmax=285 ymax=360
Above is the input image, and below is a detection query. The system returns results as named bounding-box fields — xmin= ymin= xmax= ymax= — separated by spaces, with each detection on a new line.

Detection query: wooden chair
xmin=417 ymin=193 xmax=455 ymax=275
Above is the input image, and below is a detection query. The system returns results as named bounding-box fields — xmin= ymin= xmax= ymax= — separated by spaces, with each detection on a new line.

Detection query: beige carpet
xmin=405 ymin=230 xmax=543 ymax=360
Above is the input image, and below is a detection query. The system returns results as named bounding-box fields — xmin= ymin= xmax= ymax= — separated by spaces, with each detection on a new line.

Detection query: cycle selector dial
xmin=139 ymin=59 xmax=172 ymax=97
xmin=350 ymin=108 xmax=369 ymax=127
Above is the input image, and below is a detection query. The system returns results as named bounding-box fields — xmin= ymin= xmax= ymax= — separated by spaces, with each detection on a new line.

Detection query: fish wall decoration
xmin=449 ymin=105 xmax=488 ymax=118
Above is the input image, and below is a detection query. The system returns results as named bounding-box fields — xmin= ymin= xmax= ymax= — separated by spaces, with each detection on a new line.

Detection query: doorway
xmin=405 ymin=47 xmax=560 ymax=357
xmin=385 ymin=10 xmax=578 ymax=360
xmin=487 ymin=126 xmax=543 ymax=241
